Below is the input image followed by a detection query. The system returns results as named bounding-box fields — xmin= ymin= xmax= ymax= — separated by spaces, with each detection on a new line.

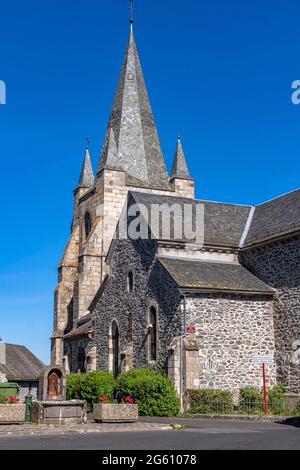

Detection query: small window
xmin=84 ymin=212 xmax=92 ymax=238
xmin=149 ymin=306 xmax=157 ymax=362
xmin=111 ymin=321 xmax=120 ymax=377
xmin=77 ymin=343 xmax=85 ymax=373
xmin=127 ymin=271 xmax=134 ymax=293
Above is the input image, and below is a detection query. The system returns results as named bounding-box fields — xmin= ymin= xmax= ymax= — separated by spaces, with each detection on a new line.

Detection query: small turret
xmin=170 ymin=136 xmax=195 ymax=198
xmin=76 ymin=146 xmax=94 ymax=190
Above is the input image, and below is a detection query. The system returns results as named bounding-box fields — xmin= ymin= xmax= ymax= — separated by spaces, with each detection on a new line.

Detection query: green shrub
xmin=66 ymin=373 xmax=82 ymax=400
xmin=116 ymin=368 xmax=180 ymax=417
xmin=267 ymin=385 xmax=287 ymax=415
xmin=239 ymin=387 xmax=263 ymax=414
xmin=187 ymin=389 xmax=234 ymax=414
xmin=66 ymin=371 xmax=116 ymax=412
xmin=292 ymin=401 xmax=300 ymax=416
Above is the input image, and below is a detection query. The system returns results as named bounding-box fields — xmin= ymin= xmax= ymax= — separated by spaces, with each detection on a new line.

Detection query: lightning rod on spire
xmin=129 ymin=0 xmax=134 ymax=30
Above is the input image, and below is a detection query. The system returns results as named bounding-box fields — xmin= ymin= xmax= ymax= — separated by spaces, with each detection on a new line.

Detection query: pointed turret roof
xmin=102 ymin=126 xmax=121 ymax=171
xmin=77 ymin=148 xmax=94 ymax=188
xmin=97 ymin=29 xmax=170 ymax=190
xmin=170 ymin=137 xmax=192 ymax=180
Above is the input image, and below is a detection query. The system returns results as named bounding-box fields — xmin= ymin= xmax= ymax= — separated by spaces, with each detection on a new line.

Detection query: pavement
xmin=0 ymin=416 xmax=299 ymax=450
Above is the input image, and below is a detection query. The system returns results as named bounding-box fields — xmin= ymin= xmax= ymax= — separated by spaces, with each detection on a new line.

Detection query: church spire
xmin=77 ymin=145 xmax=94 ymax=189
xmin=170 ymin=136 xmax=192 ymax=180
xmin=97 ymin=28 xmax=170 ymax=190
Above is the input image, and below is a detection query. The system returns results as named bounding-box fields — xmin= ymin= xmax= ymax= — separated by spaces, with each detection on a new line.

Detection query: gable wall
xmin=240 ymin=237 xmax=300 ymax=393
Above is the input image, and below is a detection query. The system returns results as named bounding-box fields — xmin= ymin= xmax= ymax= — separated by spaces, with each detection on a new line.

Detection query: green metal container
xmin=0 ymin=383 xmax=19 ymax=398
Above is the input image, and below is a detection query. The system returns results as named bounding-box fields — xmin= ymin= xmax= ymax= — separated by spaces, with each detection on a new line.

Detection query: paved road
xmin=0 ymin=418 xmax=299 ymax=450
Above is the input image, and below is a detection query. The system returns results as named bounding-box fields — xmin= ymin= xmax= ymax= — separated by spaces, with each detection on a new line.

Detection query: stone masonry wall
xmin=18 ymin=381 xmax=39 ymax=401
xmin=186 ymin=294 xmax=276 ymax=395
xmin=92 ymin=235 xmax=182 ymax=374
xmin=240 ymin=237 xmax=300 ymax=393
xmin=55 ymin=166 xmax=195 ymax=366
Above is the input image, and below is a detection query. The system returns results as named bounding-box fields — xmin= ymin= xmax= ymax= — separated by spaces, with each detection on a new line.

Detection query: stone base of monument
xmin=93 ymin=404 xmax=138 ymax=423
xmin=31 ymin=400 xmax=87 ymax=425
xmin=0 ymin=404 xmax=26 ymax=424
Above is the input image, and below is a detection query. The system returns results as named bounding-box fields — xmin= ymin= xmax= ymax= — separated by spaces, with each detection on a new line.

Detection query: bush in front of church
xmin=67 ymin=371 xmax=116 ymax=412
xmin=115 ymin=368 xmax=180 ymax=417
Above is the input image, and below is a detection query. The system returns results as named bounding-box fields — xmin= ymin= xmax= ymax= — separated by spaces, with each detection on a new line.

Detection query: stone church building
xmin=51 ymin=25 xmax=300 ymax=396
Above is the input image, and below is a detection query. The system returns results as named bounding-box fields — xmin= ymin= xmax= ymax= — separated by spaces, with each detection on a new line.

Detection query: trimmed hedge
xmin=116 ymin=368 xmax=180 ymax=417
xmin=188 ymin=389 xmax=234 ymax=414
xmin=66 ymin=372 xmax=116 ymax=412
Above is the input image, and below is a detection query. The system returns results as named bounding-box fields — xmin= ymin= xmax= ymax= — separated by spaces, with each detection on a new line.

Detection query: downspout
xmin=179 ymin=292 xmax=187 ymax=413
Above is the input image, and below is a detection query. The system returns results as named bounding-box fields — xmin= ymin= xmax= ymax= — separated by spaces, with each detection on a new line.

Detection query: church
xmin=51 ymin=20 xmax=300 ymax=398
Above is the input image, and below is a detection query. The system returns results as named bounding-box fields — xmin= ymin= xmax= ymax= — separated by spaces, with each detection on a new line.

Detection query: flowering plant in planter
xmin=0 ymin=395 xmax=25 ymax=424
xmin=97 ymin=394 xmax=135 ymax=404
xmin=123 ymin=396 xmax=135 ymax=404
xmin=0 ymin=394 xmax=20 ymax=404
xmin=94 ymin=393 xmax=138 ymax=423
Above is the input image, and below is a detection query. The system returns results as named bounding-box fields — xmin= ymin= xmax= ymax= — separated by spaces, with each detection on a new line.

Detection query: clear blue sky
xmin=0 ymin=0 xmax=299 ymax=364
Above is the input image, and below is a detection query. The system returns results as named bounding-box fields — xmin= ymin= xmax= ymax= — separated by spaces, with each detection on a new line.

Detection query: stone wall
xmin=54 ymin=164 xmax=195 ymax=366
xmin=92 ymin=235 xmax=182 ymax=374
xmin=64 ymin=337 xmax=89 ymax=374
xmin=186 ymin=294 xmax=276 ymax=395
xmin=17 ymin=381 xmax=39 ymax=401
xmin=240 ymin=237 xmax=300 ymax=393
xmin=0 ymin=372 xmax=7 ymax=383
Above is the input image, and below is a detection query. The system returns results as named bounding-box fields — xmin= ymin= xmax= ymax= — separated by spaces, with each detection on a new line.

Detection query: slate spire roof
xmin=97 ymin=28 xmax=170 ymax=190
xmin=77 ymin=148 xmax=94 ymax=189
xmin=170 ymin=136 xmax=192 ymax=180
xmin=102 ymin=126 xmax=121 ymax=171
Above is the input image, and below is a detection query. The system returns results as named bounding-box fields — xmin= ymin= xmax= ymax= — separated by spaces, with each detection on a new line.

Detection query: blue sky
xmin=0 ymin=0 xmax=299 ymax=364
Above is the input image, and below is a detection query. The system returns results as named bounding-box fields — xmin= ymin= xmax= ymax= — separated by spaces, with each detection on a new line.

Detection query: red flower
xmin=124 ymin=396 xmax=135 ymax=404
xmin=98 ymin=395 xmax=109 ymax=402
xmin=4 ymin=397 xmax=8 ymax=401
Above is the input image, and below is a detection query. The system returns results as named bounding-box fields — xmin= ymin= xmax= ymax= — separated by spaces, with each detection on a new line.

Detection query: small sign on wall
xmin=251 ymin=355 xmax=274 ymax=365
xmin=186 ymin=325 xmax=196 ymax=335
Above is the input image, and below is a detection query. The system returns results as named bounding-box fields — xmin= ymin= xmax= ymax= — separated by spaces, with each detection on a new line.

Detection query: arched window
xmin=112 ymin=321 xmax=120 ymax=376
xmin=149 ymin=306 xmax=157 ymax=362
xmin=77 ymin=343 xmax=85 ymax=373
xmin=127 ymin=271 xmax=134 ymax=293
xmin=84 ymin=212 xmax=92 ymax=238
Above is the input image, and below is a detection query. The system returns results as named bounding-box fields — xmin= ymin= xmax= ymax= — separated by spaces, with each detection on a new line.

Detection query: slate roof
xmin=131 ymin=192 xmax=251 ymax=248
xmin=244 ymin=189 xmax=300 ymax=247
xmin=97 ymin=30 xmax=170 ymax=191
xmin=63 ymin=321 xmax=93 ymax=339
xmin=0 ymin=344 xmax=45 ymax=381
xmin=170 ymin=137 xmax=192 ymax=180
xmin=77 ymin=148 xmax=94 ymax=189
xmin=158 ymin=257 xmax=274 ymax=294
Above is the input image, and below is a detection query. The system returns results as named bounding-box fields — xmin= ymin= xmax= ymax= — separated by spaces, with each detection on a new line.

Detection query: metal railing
xmin=188 ymin=399 xmax=300 ymax=416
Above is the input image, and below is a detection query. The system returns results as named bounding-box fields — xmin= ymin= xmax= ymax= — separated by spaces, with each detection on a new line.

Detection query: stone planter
xmin=31 ymin=400 xmax=87 ymax=425
xmin=0 ymin=404 xmax=26 ymax=424
xmin=93 ymin=404 xmax=138 ymax=423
